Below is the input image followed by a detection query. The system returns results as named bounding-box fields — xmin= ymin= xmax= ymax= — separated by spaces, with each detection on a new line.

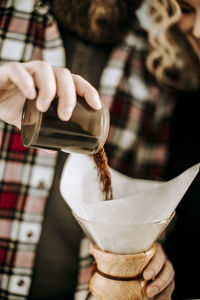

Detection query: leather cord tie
xmin=96 ymin=268 xmax=143 ymax=281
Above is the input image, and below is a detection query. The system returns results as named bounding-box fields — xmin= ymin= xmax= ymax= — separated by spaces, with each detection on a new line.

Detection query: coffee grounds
xmin=91 ymin=148 xmax=113 ymax=201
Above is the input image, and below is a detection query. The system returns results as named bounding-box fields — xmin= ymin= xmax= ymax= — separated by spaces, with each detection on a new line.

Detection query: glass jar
xmin=21 ymin=96 xmax=109 ymax=154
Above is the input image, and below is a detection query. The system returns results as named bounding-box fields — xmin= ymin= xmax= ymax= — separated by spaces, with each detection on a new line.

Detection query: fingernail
xmin=147 ymin=286 xmax=159 ymax=297
xmin=37 ymin=102 xmax=49 ymax=112
xmin=96 ymin=100 xmax=102 ymax=110
xmin=143 ymin=269 xmax=155 ymax=280
xmin=27 ymin=88 xmax=36 ymax=99
xmin=94 ymin=95 xmax=102 ymax=109
xmin=62 ymin=107 xmax=74 ymax=121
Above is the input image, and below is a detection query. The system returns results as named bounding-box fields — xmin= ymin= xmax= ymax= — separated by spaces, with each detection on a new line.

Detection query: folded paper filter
xmin=60 ymin=154 xmax=199 ymax=254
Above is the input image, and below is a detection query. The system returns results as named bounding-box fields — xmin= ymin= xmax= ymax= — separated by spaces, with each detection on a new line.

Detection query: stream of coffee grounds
xmin=91 ymin=148 xmax=113 ymax=201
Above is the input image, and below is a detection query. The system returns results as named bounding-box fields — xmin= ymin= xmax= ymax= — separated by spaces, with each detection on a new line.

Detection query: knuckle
xmin=5 ymin=62 xmax=21 ymax=72
xmin=72 ymin=73 xmax=87 ymax=84
xmin=24 ymin=60 xmax=52 ymax=73
xmin=37 ymin=60 xmax=50 ymax=69
xmin=54 ymin=67 xmax=72 ymax=81
xmin=30 ymin=60 xmax=50 ymax=70
xmin=73 ymin=74 xmax=82 ymax=81
xmin=61 ymin=67 xmax=72 ymax=77
xmin=156 ymin=279 xmax=165 ymax=291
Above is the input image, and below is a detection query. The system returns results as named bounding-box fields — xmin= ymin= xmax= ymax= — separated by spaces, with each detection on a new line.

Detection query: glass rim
xmin=92 ymin=101 xmax=110 ymax=154
xmin=21 ymin=99 xmax=43 ymax=147
xmin=72 ymin=210 xmax=176 ymax=227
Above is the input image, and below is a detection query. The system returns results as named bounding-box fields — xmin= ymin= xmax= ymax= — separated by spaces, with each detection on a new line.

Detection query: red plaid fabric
xmin=101 ymin=30 xmax=176 ymax=180
xmin=0 ymin=2 xmax=177 ymax=299
xmin=0 ymin=1 xmax=65 ymax=299
xmin=75 ymin=28 xmax=176 ymax=300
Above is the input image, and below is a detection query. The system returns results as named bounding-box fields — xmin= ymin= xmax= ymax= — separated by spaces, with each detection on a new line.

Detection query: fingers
xmin=53 ymin=66 xmax=76 ymax=121
xmin=72 ymin=74 xmax=102 ymax=110
xmin=146 ymin=260 xmax=175 ymax=298
xmin=153 ymin=279 xmax=175 ymax=300
xmin=24 ymin=62 xmax=101 ymax=121
xmin=23 ymin=61 xmax=57 ymax=112
xmin=0 ymin=62 xmax=36 ymax=99
xmin=0 ymin=61 xmax=101 ymax=122
xmin=143 ymin=243 xmax=175 ymax=299
xmin=53 ymin=69 xmax=102 ymax=121
xmin=143 ymin=243 xmax=166 ymax=281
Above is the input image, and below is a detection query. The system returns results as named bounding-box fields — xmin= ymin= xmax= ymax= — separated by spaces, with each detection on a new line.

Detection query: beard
xmin=53 ymin=0 xmax=143 ymax=44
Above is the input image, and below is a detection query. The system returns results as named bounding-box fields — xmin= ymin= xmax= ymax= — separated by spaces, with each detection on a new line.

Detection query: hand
xmin=0 ymin=61 xmax=101 ymax=128
xmin=143 ymin=242 xmax=175 ymax=299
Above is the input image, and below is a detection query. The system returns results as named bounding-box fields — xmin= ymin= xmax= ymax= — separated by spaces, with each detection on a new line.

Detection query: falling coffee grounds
xmin=91 ymin=148 xmax=113 ymax=201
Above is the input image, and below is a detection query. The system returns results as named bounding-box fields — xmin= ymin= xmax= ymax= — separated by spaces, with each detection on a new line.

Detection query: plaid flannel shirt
xmin=0 ymin=2 xmax=177 ymax=299
xmin=102 ymin=30 xmax=176 ymax=180
xmin=0 ymin=1 xmax=65 ymax=299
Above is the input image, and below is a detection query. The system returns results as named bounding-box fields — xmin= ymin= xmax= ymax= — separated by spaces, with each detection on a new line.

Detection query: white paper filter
xmin=60 ymin=154 xmax=199 ymax=253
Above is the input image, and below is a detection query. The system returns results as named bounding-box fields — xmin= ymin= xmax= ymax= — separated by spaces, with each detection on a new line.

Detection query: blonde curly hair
xmin=147 ymin=0 xmax=200 ymax=90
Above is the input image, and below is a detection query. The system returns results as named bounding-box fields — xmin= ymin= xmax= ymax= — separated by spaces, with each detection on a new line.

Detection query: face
xmin=177 ymin=0 xmax=200 ymax=60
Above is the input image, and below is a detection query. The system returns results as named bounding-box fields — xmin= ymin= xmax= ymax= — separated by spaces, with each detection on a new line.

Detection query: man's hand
xmin=143 ymin=242 xmax=175 ymax=299
xmin=0 ymin=61 xmax=101 ymax=128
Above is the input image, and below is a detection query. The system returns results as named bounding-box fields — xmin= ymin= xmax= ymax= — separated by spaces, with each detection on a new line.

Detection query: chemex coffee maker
xmin=60 ymin=155 xmax=199 ymax=300
xmin=74 ymin=212 xmax=174 ymax=300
